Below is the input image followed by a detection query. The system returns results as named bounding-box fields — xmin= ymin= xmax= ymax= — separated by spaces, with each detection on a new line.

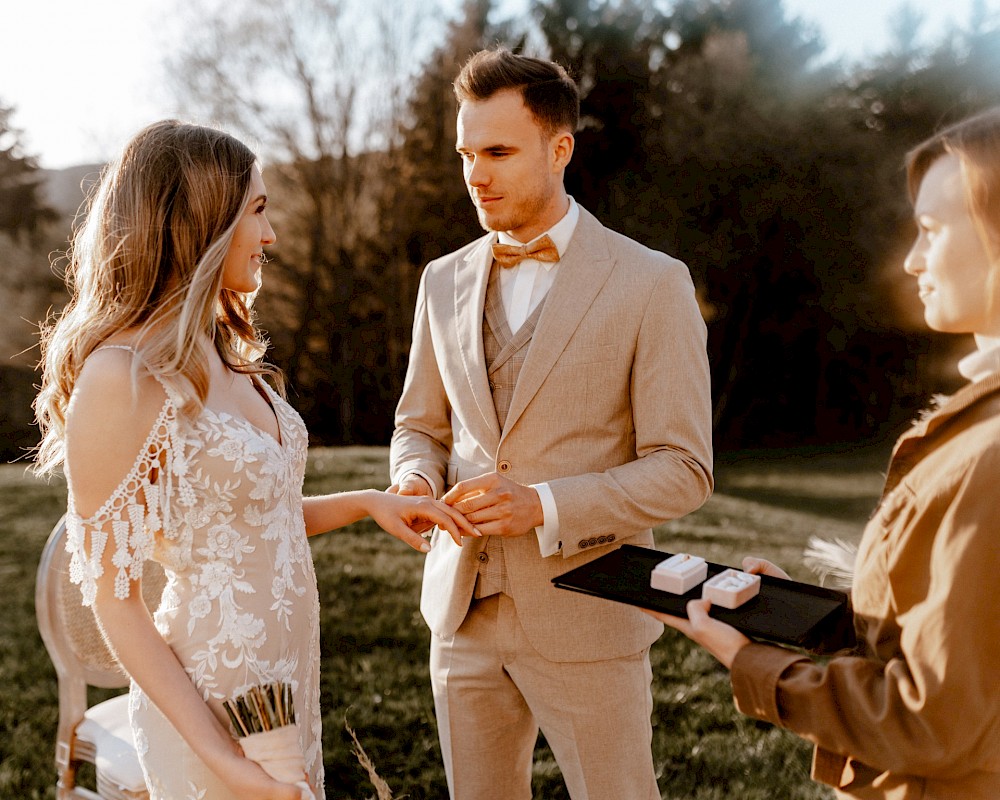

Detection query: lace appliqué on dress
xmin=66 ymin=388 xmax=189 ymax=606
xmin=64 ymin=352 xmax=324 ymax=797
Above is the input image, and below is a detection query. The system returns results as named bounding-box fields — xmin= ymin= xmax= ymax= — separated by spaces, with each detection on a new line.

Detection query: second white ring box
xmin=650 ymin=553 xmax=707 ymax=594
xmin=701 ymin=568 xmax=761 ymax=609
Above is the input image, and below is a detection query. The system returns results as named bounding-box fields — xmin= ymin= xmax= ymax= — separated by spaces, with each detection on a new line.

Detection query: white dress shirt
xmin=495 ymin=198 xmax=580 ymax=333
xmin=495 ymin=199 xmax=579 ymax=557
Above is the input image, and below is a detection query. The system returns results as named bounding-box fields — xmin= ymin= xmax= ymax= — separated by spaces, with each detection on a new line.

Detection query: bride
xmin=33 ymin=120 xmax=478 ymax=800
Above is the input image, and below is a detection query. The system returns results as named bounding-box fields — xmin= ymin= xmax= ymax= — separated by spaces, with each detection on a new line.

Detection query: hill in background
xmin=38 ymin=163 xmax=104 ymax=222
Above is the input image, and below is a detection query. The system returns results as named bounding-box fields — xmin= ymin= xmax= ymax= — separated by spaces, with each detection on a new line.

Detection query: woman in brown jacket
xmin=648 ymin=108 xmax=1000 ymax=798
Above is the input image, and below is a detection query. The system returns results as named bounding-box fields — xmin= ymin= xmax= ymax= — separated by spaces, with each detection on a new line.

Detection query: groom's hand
xmin=388 ymin=474 xmax=434 ymax=498
xmin=441 ymin=472 xmax=543 ymax=538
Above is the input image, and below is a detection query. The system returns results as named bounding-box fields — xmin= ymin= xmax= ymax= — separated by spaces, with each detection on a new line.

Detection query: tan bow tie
xmin=491 ymin=235 xmax=560 ymax=268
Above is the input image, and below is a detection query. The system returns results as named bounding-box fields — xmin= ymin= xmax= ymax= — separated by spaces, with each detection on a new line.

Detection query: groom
xmin=390 ymin=47 xmax=713 ymax=799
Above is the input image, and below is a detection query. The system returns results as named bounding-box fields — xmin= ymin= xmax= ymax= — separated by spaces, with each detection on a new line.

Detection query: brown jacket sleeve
xmin=731 ymin=451 xmax=1000 ymax=781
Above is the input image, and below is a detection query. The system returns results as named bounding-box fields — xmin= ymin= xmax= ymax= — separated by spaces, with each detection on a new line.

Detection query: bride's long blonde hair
xmin=34 ymin=120 xmax=283 ymax=475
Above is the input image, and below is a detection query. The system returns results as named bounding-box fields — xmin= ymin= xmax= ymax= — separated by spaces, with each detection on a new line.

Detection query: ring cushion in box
xmin=702 ymin=568 xmax=761 ymax=608
xmin=552 ymin=545 xmax=852 ymax=650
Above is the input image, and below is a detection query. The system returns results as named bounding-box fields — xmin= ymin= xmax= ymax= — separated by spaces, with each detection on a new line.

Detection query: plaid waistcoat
xmin=475 ymin=261 xmax=548 ymax=598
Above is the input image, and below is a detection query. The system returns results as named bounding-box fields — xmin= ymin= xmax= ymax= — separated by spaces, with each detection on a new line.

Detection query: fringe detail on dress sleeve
xmin=65 ymin=390 xmax=187 ymax=606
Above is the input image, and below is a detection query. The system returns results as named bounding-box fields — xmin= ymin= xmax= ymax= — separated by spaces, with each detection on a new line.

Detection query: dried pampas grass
xmin=803 ymin=536 xmax=858 ymax=589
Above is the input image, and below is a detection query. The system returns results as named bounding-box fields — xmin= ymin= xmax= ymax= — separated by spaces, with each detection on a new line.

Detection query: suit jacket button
xmin=497 ymin=460 xmax=512 ymax=473
xmin=597 ymin=535 xmax=608 ymax=545
xmin=607 ymin=534 xmax=616 ymax=543
xmin=477 ymin=552 xmax=489 ymax=563
xmin=579 ymin=539 xmax=589 ymax=548
xmin=588 ymin=537 xmax=598 ymax=547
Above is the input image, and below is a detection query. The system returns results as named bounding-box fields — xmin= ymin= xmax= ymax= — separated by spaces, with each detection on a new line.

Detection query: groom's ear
xmin=551 ymin=131 xmax=575 ymax=172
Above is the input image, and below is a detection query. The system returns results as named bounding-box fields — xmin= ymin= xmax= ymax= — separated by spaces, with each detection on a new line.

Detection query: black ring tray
xmin=552 ymin=544 xmax=852 ymax=650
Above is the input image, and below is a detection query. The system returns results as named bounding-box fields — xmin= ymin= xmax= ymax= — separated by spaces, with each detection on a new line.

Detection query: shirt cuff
xmin=532 ymin=482 xmax=561 ymax=557
xmin=397 ymin=469 xmax=439 ymax=499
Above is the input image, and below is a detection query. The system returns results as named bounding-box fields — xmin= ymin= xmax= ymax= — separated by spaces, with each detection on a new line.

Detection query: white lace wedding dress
xmin=65 ymin=349 xmax=324 ymax=799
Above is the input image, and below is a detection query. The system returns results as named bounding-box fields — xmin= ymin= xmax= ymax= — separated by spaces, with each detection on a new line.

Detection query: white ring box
xmin=702 ymin=568 xmax=761 ymax=609
xmin=650 ymin=553 xmax=707 ymax=594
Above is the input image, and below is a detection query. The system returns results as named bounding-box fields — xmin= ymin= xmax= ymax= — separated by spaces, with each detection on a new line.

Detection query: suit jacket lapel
xmin=502 ymin=208 xmax=615 ymax=439
xmin=454 ymin=235 xmax=502 ymax=448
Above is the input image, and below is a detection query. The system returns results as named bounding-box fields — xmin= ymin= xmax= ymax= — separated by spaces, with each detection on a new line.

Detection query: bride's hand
xmin=217 ymin=750 xmax=312 ymax=800
xmin=367 ymin=491 xmax=480 ymax=551
xmin=387 ymin=474 xmax=436 ymax=535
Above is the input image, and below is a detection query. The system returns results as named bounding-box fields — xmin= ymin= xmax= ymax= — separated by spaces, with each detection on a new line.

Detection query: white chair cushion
xmin=76 ymin=694 xmax=148 ymax=793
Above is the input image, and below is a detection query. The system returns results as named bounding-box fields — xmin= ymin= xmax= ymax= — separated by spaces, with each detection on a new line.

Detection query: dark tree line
xmin=5 ymin=0 xmax=1000 ymax=461
xmin=0 ymin=104 xmax=56 ymax=239
xmin=0 ymin=105 xmax=60 ymax=462
xmin=374 ymin=0 xmax=1000 ymax=450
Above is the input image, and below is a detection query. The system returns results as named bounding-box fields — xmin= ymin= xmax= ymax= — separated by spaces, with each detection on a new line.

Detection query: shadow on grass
xmin=715 ymin=485 xmax=878 ymax=522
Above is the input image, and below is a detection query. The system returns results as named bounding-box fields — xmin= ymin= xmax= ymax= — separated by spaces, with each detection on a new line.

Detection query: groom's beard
xmin=470 ymin=185 xmax=551 ymax=236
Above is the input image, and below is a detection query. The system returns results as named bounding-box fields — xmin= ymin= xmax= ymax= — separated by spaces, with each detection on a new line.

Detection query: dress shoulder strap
xmin=93 ymin=344 xmax=138 ymax=354
xmin=89 ymin=344 xmax=179 ymax=400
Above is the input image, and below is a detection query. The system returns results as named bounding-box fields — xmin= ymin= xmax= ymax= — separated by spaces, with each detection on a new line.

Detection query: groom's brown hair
xmin=454 ymin=48 xmax=579 ymax=136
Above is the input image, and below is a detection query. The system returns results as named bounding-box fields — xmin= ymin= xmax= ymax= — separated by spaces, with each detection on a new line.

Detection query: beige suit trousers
xmin=430 ymin=593 xmax=660 ymax=800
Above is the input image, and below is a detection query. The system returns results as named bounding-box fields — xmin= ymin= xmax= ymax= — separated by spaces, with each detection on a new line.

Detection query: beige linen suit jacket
xmin=391 ymin=206 xmax=713 ymax=663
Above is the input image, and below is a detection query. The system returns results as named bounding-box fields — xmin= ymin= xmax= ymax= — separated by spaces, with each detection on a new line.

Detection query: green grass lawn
xmin=0 ymin=445 xmax=888 ymax=799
